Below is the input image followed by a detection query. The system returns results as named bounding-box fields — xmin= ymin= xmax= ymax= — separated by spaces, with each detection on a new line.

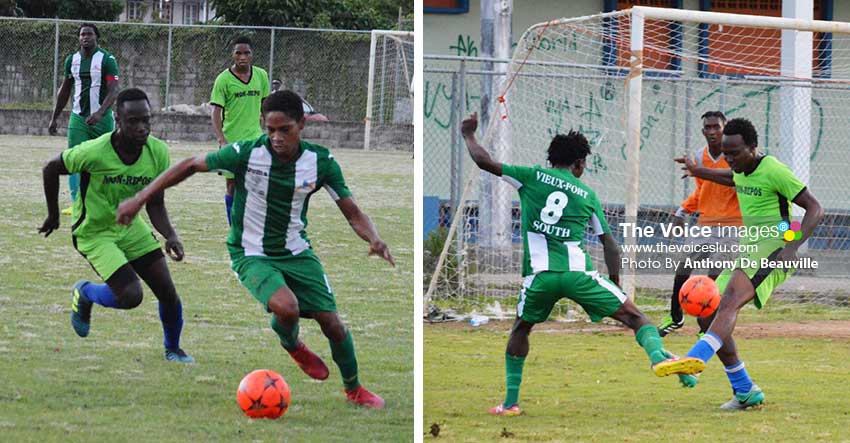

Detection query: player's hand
xmin=86 ymin=111 xmax=103 ymax=126
xmin=461 ymin=112 xmax=478 ymax=137
xmin=48 ymin=119 xmax=58 ymax=136
xmin=674 ymin=155 xmax=700 ymax=179
xmin=38 ymin=213 xmax=60 ymax=237
xmin=165 ymin=236 xmax=184 ymax=262
xmin=116 ymin=197 xmax=143 ymax=225
xmin=368 ymin=239 xmax=395 ymax=267
xmin=775 ymin=244 xmax=798 ymax=266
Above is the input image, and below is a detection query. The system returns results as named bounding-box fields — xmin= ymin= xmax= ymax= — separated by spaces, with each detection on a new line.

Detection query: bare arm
xmin=116 ymin=154 xmax=210 ymax=225
xmin=600 ymin=233 xmax=621 ymax=287
xmin=777 ymin=189 xmax=824 ymax=261
xmin=336 ymin=197 xmax=395 ymax=266
xmin=39 ymin=154 xmax=70 ymax=236
xmin=144 ymin=191 xmax=184 ymax=261
xmin=461 ymin=112 xmax=502 ymax=176
xmin=675 ymin=156 xmax=734 ymax=186
xmin=49 ymin=78 xmax=73 ymax=135
xmin=86 ymin=78 xmax=120 ymax=126
xmin=211 ymin=106 xmax=227 ymax=146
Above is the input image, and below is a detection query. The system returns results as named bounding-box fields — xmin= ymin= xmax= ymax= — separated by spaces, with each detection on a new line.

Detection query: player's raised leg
xmin=266 ymin=286 xmax=330 ymax=381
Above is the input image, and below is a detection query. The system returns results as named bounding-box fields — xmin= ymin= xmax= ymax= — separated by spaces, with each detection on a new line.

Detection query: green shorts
xmin=72 ymin=219 xmax=161 ymax=280
xmin=231 ymin=251 xmax=337 ymax=316
xmin=68 ymin=111 xmax=114 ymax=149
xmin=517 ymin=270 xmax=628 ymax=323
xmin=715 ymin=241 xmax=794 ymax=309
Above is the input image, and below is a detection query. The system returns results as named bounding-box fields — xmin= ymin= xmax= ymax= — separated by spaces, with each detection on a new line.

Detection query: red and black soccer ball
xmin=678 ymin=275 xmax=721 ymax=317
xmin=236 ymin=369 xmax=291 ymax=419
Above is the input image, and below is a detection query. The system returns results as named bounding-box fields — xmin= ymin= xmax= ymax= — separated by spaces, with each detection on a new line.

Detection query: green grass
xmin=425 ymin=322 xmax=850 ymax=442
xmin=0 ymin=135 xmax=413 ymax=442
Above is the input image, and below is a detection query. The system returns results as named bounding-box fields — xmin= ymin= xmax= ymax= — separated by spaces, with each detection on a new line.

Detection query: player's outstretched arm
xmin=48 ymin=78 xmax=72 ymax=135
xmin=461 ymin=112 xmax=502 ymax=176
xmin=600 ymin=233 xmax=621 ymax=287
xmin=116 ymin=154 xmax=210 ymax=226
xmin=39 ymin=154 xmax=70 ymax=237
xmin=675 ymin=156 xmax=734 ymax=186
xmin=336 ymin=197 xmax=395 ymax=267
xmin=145 ymin=191 xmax=184 ymax=261
xmin=777 ymin=189 xmax=824 ymax=261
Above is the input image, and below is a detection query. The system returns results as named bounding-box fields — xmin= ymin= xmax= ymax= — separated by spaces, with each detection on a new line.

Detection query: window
xmin=153 ymin=0 xmax=172 ymax=22
xmin=126 ymin=0 xmax=144 ymax=21
xmin=183 ymin=1 xmax=201 ymax=24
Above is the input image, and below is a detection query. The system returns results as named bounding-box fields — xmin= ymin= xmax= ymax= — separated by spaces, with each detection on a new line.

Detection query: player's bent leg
xmin=69 ymin=265 xmax=139 ymax=337
xmin=269 ymin=288 xmax=330 ymax=381
xmin=609 ymin=300 xmax=670 ymax=368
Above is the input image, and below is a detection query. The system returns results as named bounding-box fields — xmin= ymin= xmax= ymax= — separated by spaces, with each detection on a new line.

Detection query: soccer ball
xmin=236 ymin=369 xmax=291 ymax=419
xmin=678 ymin=275 xmax=721 ymax=317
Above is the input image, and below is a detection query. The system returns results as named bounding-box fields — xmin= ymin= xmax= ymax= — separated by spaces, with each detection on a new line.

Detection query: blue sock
xmin=224 ymin=194 xmax=233 ymax=226
xmin=158 ymin=299 xmax=184 ymax=350
xmin=685 ymin=331 xmax=723 ymax=363
xmin=724 ymin=361 xmax=754 ymax=394
xmin=82 ymin=282 xmax=118 ymax=308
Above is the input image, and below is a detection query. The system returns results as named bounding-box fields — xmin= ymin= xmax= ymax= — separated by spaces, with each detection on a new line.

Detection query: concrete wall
xmin=0 ymin=110 xmax=412 ymax=151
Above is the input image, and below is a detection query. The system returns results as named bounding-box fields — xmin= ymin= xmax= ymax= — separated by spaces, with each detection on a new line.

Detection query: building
xmin=119 ymin=0 xmax=214 ymax=25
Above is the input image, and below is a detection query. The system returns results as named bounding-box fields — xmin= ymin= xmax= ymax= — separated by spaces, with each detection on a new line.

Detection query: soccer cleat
xmin=657 ymin=315 xmax=685 ymax=337
xmin=719 ymin=384 xmax=764 ymax=410
xmin=286 ymin=342 xmax=330 ymax=380
xmin=345 ymin=386 xmax=385 ymax=409
xmin=489 ymin=403 xmax=522 ymax=417
xmin=661 ymin=349 xmax=700 ymax=388
xmin=61 ymin=206 xmax=73 ymax=216
xmin=70 ymin=280 xmax=93 ymax=337
xmin=652 ymin=356 xmax=705 ymax=377
xmin=164 ymin=348 xmax=195 ymax=363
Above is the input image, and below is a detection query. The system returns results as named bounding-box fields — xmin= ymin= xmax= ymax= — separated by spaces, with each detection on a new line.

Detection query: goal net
xmin=364 ymin=30 xmax=414 ymax=151
xmin=426 ymin=7 xmax=850 ymax=320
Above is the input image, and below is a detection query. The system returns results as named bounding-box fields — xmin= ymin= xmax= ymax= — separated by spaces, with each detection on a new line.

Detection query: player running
xmin=655 ymin=118 xmax=824 ymax=409
xmin=48 ymin=23 xmax=120 ymax=216
xmin=116 ymin=90 xmax=394 ymax=408
xmin=460 ymin=113 xmax=698 ymax=417
xmin=658 ymin=111 xmax=742 ymax=337
xmin=39 ymin=88 xmax=193 ymax=363
xmin=210 ymin=35 xmax=270 ymax=225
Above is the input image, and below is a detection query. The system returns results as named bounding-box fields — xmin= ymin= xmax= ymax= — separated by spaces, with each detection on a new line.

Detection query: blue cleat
xmin=70 ymin=280 xmax=93 ymax=337
xmin=720 ymin=384 xmax=764 ymax=410
xmin=165 ymin=348 xmax=195 ymax=363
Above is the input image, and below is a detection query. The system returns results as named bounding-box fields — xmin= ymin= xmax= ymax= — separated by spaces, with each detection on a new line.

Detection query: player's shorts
xmin=676 ymin=225 xmax=739 ymax=275
xmin=715 ymin=240 xmax=794 ymax=309
xmin=231 ymin=251 xmax=337 ymax=316
xmin=67 ymin=111 xmax=114 ymax=149
xmin=517 ymin=270 xmax=628 ymax=324
xmin=72 ymin=219 xmax=161 ymax=280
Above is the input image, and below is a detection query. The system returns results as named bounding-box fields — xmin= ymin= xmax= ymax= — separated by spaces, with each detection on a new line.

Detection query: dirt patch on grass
xmin=427 ymin=319 xmax=850 ymax=340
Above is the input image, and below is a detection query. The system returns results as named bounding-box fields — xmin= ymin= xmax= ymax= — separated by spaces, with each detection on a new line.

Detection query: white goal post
xmin=364 ymin=30 xmax=414 ymax=151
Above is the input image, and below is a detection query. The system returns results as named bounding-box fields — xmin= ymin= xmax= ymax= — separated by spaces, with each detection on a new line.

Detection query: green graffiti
xmin=449 ymin=34 xmax=478 ymax=57
xmin=424 ymin=80 xmax=452 ymax=129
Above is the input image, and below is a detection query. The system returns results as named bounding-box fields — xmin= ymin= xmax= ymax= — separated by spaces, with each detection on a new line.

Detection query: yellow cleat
xmin=61 ymin=206 xmax=73 ymax=215
xmin=652 ymin=356 xmax=705 ymax=377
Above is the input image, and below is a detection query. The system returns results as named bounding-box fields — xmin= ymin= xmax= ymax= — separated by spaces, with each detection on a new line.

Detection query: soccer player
xmin=656 ymin=118 xmax=824 ymax=409
xmin=115 ymin=90 xmax=394 ymax=408
xmin=460 ymin=113 xmax=698 ymax=417
xmin=39 ymin=88 xmax=193 ymax=363
xmin=658 ymin=111 xmax=742 ymax=337
xmin=48 ymin=23 xmax=120 ymax=216
xmin=271 ymin=78 xmax=282 ymax=92
xmin=210 ymin=35 xmax=270 ymax=225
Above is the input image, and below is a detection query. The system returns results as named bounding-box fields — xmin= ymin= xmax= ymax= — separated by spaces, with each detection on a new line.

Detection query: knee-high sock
xmin=686 ymin=331 xmax=723 ymax=363
xmin=329 ymin=330 xmax=359 ymax=390
xmin=503 ymin=353 xmax=526 ymax=407
xmin=82 ymin=282 xmax=118 ymax=308
xmin=224 ymin=194 xmax=233 ymax=226
xmin=270 ymin=315 xmax=299 ymax=351
xmin=158 ymin=299 xmax=184 ymax=350
xmin=636 ymin=324 xmax=667 ymax=365
xmin=724 ymin=361 xmax=753 ymax=394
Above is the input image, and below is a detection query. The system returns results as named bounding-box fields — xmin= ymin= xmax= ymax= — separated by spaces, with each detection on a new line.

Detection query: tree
xmin=210 ymin=0 xmax=412 ymax=30
xmin=12 ymin=0 xmax=123 ymax=21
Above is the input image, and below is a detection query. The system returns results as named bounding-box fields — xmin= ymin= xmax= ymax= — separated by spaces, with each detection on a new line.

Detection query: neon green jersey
xmin=63 ymin=47 xmax=119 ymax=118
xmin=62 ymin=132 xmax=170 ymax=239
xmin=501 ymin=164 xmax=611 ymax=276
xmin=210 ymin=66 xmax=270 ymax=142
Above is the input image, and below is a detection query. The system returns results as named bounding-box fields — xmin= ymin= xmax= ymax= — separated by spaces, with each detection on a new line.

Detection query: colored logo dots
xmin=778 ymin=221 xmax=802 ymax=241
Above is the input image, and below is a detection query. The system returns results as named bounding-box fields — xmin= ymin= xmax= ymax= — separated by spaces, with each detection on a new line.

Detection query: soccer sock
xmin=686 ymin=331 xmax=723 ymax=363
xmin=270 ymin=315 xmax=300 ymax=352
xmin=503 ymin=353 xmax=526 ymax=407
xmin=81 ymin=282 xmax=118 ymax=308
xmin=635 ymin=324 xmax=667 ymax=365
xmin=158 ymin=299 xmax=184 ymax=350
xmin=329 ymin=330 xmax=359 ymax=390
xmin=724 ymin=361 xmax=754 ymax=394
xmin=224 ymin=194 xmax=233 ymax=226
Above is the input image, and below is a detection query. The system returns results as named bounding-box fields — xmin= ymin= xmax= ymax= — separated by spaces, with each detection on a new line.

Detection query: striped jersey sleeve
xmin=205 ymin=143 xmax=241 ymax=173
xmin=320 ymin=154 xmax=352 ymax=201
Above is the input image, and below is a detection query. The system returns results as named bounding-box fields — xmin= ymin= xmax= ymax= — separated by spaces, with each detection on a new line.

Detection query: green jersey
xmin=62 ymin=132 xmax=170 ymax=239
xmin=63 ymin=47 xmax=119 ymax=118
xmin=205 ymin=136 xmax=352 ymax=258
xmin=502 ymin=164 xmax=611 ymax=276
xmin=210 ymin=66 xmax=270 ymax=142
xmin=733 ymin=155 xmax=806 ymax=246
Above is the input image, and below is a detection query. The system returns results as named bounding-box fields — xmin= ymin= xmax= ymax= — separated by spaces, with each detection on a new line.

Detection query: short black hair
xmin=262 ymin=90 xmax=304 ymax=121
xmin=701 ymin=110 xmax=726 ymax=122
xmin=116 ymin=88 xmax=150 ymax=111
xmin=78 ymin=23 xmax=99 ymax=38
xmin=547 ymin=130 xmax=590 ymax=167
xmin=232 ymin=35 xmax=253 ymax=49
xmin=723 ymin=118 xmax=758 ymax=147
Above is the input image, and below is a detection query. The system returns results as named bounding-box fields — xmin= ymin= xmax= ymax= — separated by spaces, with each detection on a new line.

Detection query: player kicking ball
xmin=460 ymin=113 xmax=701 ymax=417
xmin=655 ymin=118 xmax=824 ymax=410
xmin=115 ymin=90 xmax=394 ymax=408
xmin=40 ymin=88 xmax=193 ymax=363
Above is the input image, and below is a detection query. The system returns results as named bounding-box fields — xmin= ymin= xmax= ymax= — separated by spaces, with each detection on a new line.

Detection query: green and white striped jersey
xmin=63 ymin=47 xmax=119 ymax=118
xmin=501 ymin=164 xmax=611 ymax=276
xmin=205 ymin=136 xmax=352 ymax=258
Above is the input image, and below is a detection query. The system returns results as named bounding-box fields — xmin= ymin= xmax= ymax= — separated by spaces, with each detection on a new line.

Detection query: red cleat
xmin=286 ymin=342 xmax=330 ymax=380
xmin=345 ymin=386 xmax=385 ymax=409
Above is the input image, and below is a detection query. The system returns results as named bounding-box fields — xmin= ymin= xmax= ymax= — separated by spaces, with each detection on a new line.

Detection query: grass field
xmin=425 ymin=308 xmax=850 ymax=442
xmin=0 ymin=135 xmax=413 ymax=442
